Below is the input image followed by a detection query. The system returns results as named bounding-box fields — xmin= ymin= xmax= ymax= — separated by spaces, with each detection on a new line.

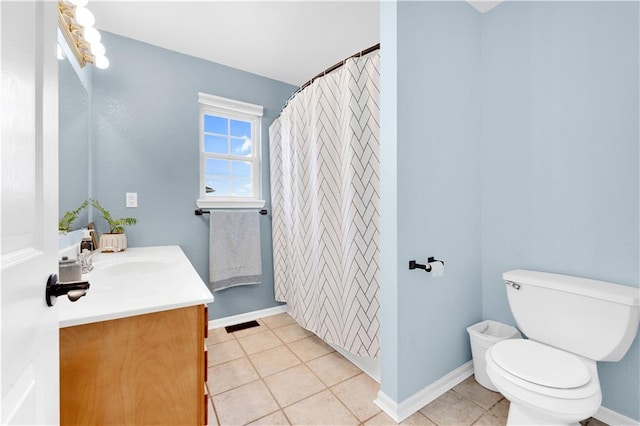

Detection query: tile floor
xmin=205 ymin=313 xmax=607 ymax=426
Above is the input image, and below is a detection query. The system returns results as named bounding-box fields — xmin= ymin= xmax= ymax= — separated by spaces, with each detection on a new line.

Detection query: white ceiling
xmin=90 ymin=1 xmax=380 ymax=87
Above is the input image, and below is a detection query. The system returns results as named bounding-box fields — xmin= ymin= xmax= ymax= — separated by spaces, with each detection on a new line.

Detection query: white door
xmin=1 ymin=1 xmax=59 ymax=424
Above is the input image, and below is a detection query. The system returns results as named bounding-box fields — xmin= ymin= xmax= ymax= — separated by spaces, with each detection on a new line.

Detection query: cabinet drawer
xmin=204 ymin=347 xmax=208 ymax=382
xmin=204 ymin=305 xmax=209 ymax=338
xmin=204 ymin=393 xmax=209 ymax=426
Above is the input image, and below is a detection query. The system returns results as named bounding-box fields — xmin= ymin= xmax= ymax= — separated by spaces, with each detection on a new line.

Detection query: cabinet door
xmin=61 ymin=306 xmax=205 ymax=425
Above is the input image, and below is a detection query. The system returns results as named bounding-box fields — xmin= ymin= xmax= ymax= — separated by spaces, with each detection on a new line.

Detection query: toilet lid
xmin=491 ymin=340 xmax=591 ymax=389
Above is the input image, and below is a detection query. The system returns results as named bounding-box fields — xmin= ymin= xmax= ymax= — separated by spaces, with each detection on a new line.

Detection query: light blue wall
xmin=58 ymin=28 xmax=93 ymax=230
xmin=382 ymin=1 xmax=483 ymax=401
xmin=384 ymin=1 xmax=639 ymax=420
xmin=481 ymin=2 xmax=639 ymax=420
xmin=91 ymin=32 xmax=297 ymax=320
xmin=59 ymin=56 xmax=90 ymax=229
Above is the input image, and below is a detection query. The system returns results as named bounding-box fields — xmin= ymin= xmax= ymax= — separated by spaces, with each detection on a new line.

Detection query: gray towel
xmin=209 ymin=211 xmax=262 ymax=291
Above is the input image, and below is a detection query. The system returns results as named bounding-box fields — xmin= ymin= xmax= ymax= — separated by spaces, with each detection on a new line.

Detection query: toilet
xmin=485 ymin=270 xmax=640 ymax=426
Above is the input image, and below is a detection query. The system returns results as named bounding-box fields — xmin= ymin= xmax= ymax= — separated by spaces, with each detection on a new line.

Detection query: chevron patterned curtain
xmin=269 ymin=52 xmax=380 ymax=358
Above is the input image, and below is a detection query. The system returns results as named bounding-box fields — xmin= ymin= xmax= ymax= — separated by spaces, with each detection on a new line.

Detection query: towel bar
xmin=195 ymin=208 xmax=268 ymax=216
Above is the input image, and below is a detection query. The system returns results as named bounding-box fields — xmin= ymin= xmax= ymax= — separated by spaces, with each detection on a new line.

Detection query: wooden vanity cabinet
xmin=60 ymin=305 xmax=207 ymax=425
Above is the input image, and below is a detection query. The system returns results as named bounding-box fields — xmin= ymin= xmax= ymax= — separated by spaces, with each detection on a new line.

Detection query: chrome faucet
xmin=79 ymin=247 xmax=122 ymax=273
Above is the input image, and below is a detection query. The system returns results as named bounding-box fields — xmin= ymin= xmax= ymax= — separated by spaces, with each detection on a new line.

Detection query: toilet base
xmin=507 ymin=402 xmax=580 ymax=426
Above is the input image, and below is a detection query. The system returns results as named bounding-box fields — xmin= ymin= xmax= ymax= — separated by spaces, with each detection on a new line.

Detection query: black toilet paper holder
xmin=409 ymin=257 xmax=444 ymax=272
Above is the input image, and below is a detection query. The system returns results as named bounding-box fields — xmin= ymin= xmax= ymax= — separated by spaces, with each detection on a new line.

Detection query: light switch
xmin=126 ymin=192 xmax=138 ymax=208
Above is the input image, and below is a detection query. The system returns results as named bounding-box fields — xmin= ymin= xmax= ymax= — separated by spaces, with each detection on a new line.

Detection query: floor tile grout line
xmin=220 ymin=333 xmax=356 ymax=419
xmin=206 ymin=339 xmax=246 ymax=368
xmin=209 ymin=313 xmax=380 ymax=425
xmin=209 ymin=376 xmax=263 ymax=399
xmin=207 ymin=316 xmax=289 ymax=424
xmin=241 ymin=378 xmax=285 ymax=426
xmin=208 ymin=344 xmax=304 ymax=396
xmin=208 ymin=392 xmax=223 ymax=426
xmin=470 ymin=411 xmax=502 ymax=426
xmin=358 ymin=407 xmax=385 ymax=425
xmin=307 ymin=355 xmax=364 ymax=388
xmin=242 ymin=405 xmax=292 ymax=426
xmin=257 ymin=344 xmax=331 ymax=410
xmin=241 ymin=338 xmax=289 ymax=411
xmin=209 ymin=345 xmax=328 ymax=412
xmin=298 ymin=342 xmax=376 ymax=420
xmin=325 ymin=380 xmax=367 ymax=424
xmin=450 ymin=384 xmax=505 ymax=413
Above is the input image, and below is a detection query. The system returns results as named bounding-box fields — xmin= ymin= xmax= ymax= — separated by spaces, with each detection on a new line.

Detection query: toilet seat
xmin=487 ymin=340 xmax=600 ymax=401
xmin=491 ymin=339 xmax=591 ymax=389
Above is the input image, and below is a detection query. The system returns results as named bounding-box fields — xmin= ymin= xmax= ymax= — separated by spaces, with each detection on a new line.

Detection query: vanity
xmin=58 ymin=246 xmax=213 ymax=425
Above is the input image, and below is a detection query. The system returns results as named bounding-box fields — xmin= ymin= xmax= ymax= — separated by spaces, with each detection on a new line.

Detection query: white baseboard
xmin=594 ymin=406 xmax=640 ymax=426
xmin=374 ymin=361 xmax=474 ymax=423
xmin=208 ymin=304 xmax=288 ymax=330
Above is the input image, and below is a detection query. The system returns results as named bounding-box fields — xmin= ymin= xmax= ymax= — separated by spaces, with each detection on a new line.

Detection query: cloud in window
xmin=234 ymin=139 xmax=252 ymax=155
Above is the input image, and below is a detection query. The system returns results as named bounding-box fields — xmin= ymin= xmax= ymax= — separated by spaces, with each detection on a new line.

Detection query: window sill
xmin=196 ymin=198 xmax=266 ymax=210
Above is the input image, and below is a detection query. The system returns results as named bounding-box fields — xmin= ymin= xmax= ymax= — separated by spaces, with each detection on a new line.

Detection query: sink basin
xmin=93 ymin=257 xmax=176 ymax=278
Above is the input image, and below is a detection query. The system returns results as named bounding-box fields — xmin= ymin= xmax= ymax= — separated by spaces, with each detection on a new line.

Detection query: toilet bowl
xmin=489 ymin=270 xmax=640 ymax=426
xmin=486 ymin=339 xmax=601 ymax=425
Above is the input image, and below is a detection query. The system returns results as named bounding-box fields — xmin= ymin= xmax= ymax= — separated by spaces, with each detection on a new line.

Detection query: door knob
xmin=46 ymin=274 xmax=90 ymax=307
xmin=66 ymin=289 xmax=86 ymax=302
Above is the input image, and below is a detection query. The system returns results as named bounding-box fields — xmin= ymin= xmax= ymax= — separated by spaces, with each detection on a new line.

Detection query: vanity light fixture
xmin=67 ymin=0 xmax=89 ymax=7
xmin=73 ymin=6 xmax=95 ymax=27
xmin=58 ymin=0 xmax=109 ymax=69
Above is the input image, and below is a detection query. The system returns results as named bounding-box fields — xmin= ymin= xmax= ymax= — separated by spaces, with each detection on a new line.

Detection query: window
xmin=197 ymin=93 xmax=265 ymax=209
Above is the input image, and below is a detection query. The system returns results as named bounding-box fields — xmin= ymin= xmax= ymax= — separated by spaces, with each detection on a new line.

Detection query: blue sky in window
xmin=231 ymin=138 xmax=252 ymax=156
xmin=207 ymin=177 xmax=229 ymax=196
xmin=231 ymin=178 xmax=251 ymax=196
xmin=204 ymin=114 xmax=252 ymax=156
xmin=206 ymin=158 xmax=228 ymax=175
xmin=231 ymin=161 xmax=251 ymax=178
xmin=204 ymin=115 xmax=227 ymax=134
xmin=230 ymin=120 xmax=251 ymax=138
xmin=205 ymin=135 xmax=228 ymax=154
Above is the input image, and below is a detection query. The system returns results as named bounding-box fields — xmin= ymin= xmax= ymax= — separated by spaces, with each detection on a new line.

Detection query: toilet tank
xmin=503 ymin=270 xmax=640 ymax=362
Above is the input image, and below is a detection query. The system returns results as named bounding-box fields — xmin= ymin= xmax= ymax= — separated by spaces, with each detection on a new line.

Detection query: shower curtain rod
xmin=279 ymin=43 xmax=380 ymax=115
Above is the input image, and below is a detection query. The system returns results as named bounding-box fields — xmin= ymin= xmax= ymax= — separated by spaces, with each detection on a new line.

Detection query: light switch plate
xmin=126 ymin=192 xmax=138 ymax=208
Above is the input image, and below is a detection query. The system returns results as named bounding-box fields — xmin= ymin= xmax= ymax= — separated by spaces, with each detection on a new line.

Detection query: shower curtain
xmin=269 ymin=51 xmax=380 ymax=358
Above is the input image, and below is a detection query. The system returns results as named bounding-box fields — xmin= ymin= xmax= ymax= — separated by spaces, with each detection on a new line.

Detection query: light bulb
xmin=74 ymin=6 xmax=95 ymax=27
xmin=83 ymin=27 xmax=101 ymax=44
xmin=95 ymin=56 xmax=109 ymax=69
xmin=68 ymin=0 xmax=89 ymax=6
xmin=90 ymin=41 xmax=105 ymax=57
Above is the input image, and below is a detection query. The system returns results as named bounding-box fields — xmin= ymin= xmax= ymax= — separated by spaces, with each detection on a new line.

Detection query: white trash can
xmin=466 ymin=320 xmax=522 ymax=391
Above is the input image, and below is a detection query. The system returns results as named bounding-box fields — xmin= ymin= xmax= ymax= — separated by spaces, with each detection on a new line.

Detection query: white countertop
xmin=58 ymin=245 xmax=214 ymax=328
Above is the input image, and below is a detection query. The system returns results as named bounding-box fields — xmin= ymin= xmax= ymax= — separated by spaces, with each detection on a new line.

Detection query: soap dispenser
xmin=80 ymin=229 xmax=94 ymax=252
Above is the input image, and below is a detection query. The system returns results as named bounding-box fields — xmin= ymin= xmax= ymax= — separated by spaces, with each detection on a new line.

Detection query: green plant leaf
xmin=90 ymin=198 xmax=137 ymax=234
xmin=58 ymin=200 xmax=88 ymax=232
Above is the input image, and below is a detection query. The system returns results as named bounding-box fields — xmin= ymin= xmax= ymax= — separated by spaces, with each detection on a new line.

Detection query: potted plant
xmin=90 ymin=198 xmax=138 ymax=251
xmin=59 ymin=200 xmax=88 ymax=233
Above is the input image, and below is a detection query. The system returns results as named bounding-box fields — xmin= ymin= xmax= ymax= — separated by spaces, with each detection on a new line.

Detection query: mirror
xmin=58 ymin=48 xmax=90 ymax=230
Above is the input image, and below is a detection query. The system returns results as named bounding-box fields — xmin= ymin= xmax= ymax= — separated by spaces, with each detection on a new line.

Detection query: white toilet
xmin=485 ymin=269 xmax=640 ymax=426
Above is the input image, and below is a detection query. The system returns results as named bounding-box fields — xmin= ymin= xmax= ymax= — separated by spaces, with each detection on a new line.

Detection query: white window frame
xmin=197 ymin=92 xmax=265 ymax=209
